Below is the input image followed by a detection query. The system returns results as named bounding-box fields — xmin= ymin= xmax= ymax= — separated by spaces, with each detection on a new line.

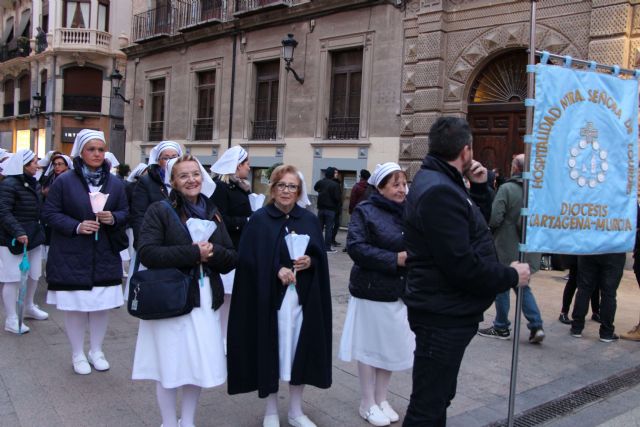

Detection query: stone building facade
xmin=0 ymin=0 xmax=131 ymax=160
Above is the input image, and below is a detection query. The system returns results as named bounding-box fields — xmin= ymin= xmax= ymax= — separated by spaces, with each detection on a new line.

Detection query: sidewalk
xmin=1 ymin=236 xmax=639 ymax=427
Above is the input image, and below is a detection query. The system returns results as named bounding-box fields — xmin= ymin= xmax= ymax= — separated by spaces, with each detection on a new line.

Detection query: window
xmin=252 ymin=60 xmax=279 ymax=140
xmin=63 ymin=67 xmax=102 ymax=112
xmin=42 ymin=0 xmax=49 ymax=33
xmin=194 ymin=70 xmax=215 ymax=140
xmin=149 ymin=78 xmax=166 ymax=141
xmin=18 ymin=74 xmax=30 ymax=115
xmin=4 ymin=17 xmax=14 ymax=43
xmin=64 ymin=1 xmax=90 ymax=29
xmin=98 ymin=0 xmax=109 ymax=31
xmin=328 ymin=48 xmax=363 ymax=139
xmin=3 ymin=79 xmax=14 ymax=117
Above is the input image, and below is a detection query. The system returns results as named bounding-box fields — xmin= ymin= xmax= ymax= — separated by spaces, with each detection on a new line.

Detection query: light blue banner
xmin=526 ymin=64 xmax=638 ymax=254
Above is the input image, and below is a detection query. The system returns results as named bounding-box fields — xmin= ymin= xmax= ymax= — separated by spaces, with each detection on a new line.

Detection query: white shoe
xmin=263 ymin=414 xmax=280 ymax=427
xmin=4 ymin=317 xmax=29 ymax=334
xmin=359 ymin=405 xmax=390 ymax=426
xmin=72 ymin=353 xmax=91 ymax=375
xmin=288 ymin=415 xmax=316 ymax=427
xmin=88 ymin=350 xmax=110 ymax=371
xmin=25 ymin=304 xmax=49 ymax=320
xmin=379 ymin=401 xmax=399 ymax=423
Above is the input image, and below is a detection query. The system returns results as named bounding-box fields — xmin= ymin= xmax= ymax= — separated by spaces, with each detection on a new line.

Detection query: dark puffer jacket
xmin=347 ymin=193 xmax=406 ymax=302
xmin=211 ymin=178 xmax=252 ymax=249
xmin=130 ymin=164 xmax=169 ymax=244
xmin=402 ymin=155 xmax=518 ymax=327
xmin=42 ymin=160 xmax=129 ymax=291
xmin=0 ymin=174 xmax=45 ymax=248
xmin=137 ymin=197 xmax=237 ymax=310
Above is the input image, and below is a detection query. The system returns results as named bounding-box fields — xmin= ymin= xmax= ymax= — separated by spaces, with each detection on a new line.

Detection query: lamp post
xmin=282 ymin=33 xmax=304 ymax=84
xmin=110 ymin=69 xmax=130 ymax=104
xmin=31 ymin=92 xmax=42 ymax=154
xmin=32 ymin=92 xmax=42 ymax=116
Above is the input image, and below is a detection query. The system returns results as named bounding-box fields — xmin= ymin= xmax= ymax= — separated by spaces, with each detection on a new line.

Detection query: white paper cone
xmin=249 ymin=193 xmax=266 ymax=212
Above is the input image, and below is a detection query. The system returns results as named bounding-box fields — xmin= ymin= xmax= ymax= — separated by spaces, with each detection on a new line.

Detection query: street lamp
xmin=282 ymin=33 xmax=304 ymax=84
xmin=110 ymin=69 xmax=131 ymax=104
xmin=32 ymin=92 xmax=42 ymax=116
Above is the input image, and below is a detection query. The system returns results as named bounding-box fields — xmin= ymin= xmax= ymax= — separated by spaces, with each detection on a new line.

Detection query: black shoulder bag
xmin=127 ymin=201 xmax=196 ymax=320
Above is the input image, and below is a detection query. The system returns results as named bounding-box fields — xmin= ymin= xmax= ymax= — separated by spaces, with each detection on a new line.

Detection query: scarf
xmin=229 ymin=175 xmax=251 ymax=193
xmin=369 ymin=192 xmax=405 ymax=218
xmin=81 ymin=163 xmax=106 ymax=187
xmin=183 ymin=194 xmax=208 ymax=220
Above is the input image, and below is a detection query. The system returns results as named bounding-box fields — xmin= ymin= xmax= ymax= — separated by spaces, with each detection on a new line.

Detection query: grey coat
xmin=489 ymin=175 xmax=540 ymax=273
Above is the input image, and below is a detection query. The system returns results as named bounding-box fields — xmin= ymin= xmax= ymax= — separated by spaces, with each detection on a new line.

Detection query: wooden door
xmin=468 ymin=105 xmax=525 ymax=177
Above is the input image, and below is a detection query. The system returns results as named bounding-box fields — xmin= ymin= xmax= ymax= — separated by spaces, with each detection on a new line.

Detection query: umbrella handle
xmin=95 ymin=215 xmax=99 ymax=241
xmin=200 ymin=265 xmax=204 ymax=288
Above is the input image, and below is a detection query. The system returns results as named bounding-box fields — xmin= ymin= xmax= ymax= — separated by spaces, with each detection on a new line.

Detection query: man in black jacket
xmin=314 ymin=167 xmax=341 ymax=252
xmin=402 ymin=117 xmax=530 ymax=426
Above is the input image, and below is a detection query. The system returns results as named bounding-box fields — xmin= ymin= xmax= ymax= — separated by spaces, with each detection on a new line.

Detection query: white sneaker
xmin=72 ymin=353 xmax=91 ymax=375
xmin=4 ymin=317 xmax=29 ymax=334
xmin=359 ymin=405 xmax=390 ymax=426
xmin=379 ymin=401 xmax=399 ymax=423
xmin=288 ymin=415 xmax=316 ymax=427
xmin=25 ymin=305 xmax=49 ymax=320
xmin=88 ymin=350 xmax=110 ymax=371
xmin=263 ymin=415 xmax=280 ymax=427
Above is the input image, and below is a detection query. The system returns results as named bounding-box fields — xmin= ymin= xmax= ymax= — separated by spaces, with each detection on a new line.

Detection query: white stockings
xmin=156 ymin=382 xmax=202 ymax=427
xmin=265 ymin=384 xmax=306 ymax=420
xmin=63 ymin=310 xmax=109 ymax=356
xmin=358 ymin=362 xmax=392 ymax=410
xmin=2 ymin=278 xmax=39 ymax=320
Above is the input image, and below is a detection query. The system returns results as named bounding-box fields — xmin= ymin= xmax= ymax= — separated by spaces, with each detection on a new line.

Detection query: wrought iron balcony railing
xmin=148 ymin=121 xmax=164 ymax=141
xmin=177 ymin=0 xmax=224 ymax=29
xmin=18 ymin=100 xmax=30 ymax=115
xmin=62 ymin=95 xmax=102 ymax=112
xmin=252 ymin=119 xmax=277 ymax=140
xmin=132 ymin=5 xmax=177 ymax=42
xmin=234 ymin=0 xmax=292 ymax=15
xmin=3 ymin=103 xmax=14 ymax=117
xmin=327 ymin=116 xmax=360 ymax=140
xmin=193 ymin=117 xmax=214 ymax=140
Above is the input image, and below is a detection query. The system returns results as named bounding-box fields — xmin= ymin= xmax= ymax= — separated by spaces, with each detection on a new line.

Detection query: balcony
xmin=133 ymin=5 xmax=177 ymax=42
xmin=193 ymin=117 xmax=214 ymax=140
xmin=177 ymin=0 xmax=224 ymax=30
xmin=327 ymin=116 xmax=360 ymax=140
xmin=0 ymin=39 xmax=30 ymax=63
xmin=18 ymin=100 xmax=30 ymax=115
xmin=62 ymin=95 xmax=102 ymax=112
xmin=3 ymin=103 xmax=13 ymax=117
xmin=54 ymin=28 xmax=112 ymax=53
xmin=252 ymin=119 xmax=277 ymax=140
xmin=234 ymin=0 xmax=292 ymax=16
xmin=148 ymin=121 xmax=164 ymax=141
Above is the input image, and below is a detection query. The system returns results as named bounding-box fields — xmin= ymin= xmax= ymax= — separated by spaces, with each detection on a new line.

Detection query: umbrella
xmin=249 ymin=193 xmax=266 ymax=212
xmin=284 ymin=231 xmax=310 ymax=290
xmin=15 ymin=243 xmax=30 ymax=334
xmin=186 ymin=218 xmax=217 ymax=287
xmin=89 ymin=192 xmax=109 ymax=241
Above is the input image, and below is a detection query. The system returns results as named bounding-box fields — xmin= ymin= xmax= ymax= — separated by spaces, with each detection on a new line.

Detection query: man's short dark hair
xmin=428 ymin=117 xmax=472 ymax=161
xmin=360 ymin=169 xmax=371 ymax=180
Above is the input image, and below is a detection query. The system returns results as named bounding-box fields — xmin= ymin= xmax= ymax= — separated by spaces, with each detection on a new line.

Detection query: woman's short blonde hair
xmin=268 ymin=164 xmax=302 ymax=203
xmin=169 ymin=154 xmax=199 ymax=187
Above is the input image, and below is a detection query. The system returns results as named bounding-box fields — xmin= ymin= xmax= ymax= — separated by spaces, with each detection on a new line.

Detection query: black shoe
xmin=570 ymin=328 xmax=582 ymax=338
xmin=332 ymin=241 xmax=342 ymax=247
xmin=591 ymin=313 xmax=601 ymax=323
xmin=478 ymin=326 xmax=510 ymax=339
xmin=342 ymin=248 xmax=347 ymax=252
xmin=558 ymin=313 xmax=572 ymax=324
xmin=529 ymin=327 xmax=545 ymax=344
xmin=599 ymin=334 xmax=619 ymax=343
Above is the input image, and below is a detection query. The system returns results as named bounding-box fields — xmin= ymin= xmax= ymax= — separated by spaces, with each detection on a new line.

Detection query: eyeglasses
xmin=159 ymin=155 xmax=180 ymax=162
xmin=52 ymin=162 xmax=67 ymax=167
xmin=275 ymin=182 xmax=299 ymax=192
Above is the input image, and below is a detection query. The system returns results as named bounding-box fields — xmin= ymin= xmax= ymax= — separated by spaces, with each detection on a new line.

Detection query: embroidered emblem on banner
xmin=568 ymin=122 xmax=608 ymax=188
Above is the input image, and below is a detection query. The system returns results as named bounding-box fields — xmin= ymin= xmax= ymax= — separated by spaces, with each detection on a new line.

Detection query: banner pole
xmin=507 ymin=1 xmax=536 ymax=426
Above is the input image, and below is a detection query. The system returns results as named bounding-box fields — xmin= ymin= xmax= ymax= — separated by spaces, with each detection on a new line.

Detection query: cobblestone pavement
xmin=1 ymin=235 xmax=639 ymax=427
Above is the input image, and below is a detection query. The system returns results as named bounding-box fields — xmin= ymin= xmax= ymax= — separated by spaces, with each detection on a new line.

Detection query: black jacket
xmin=137 ymin=197 xmax=237 ymax=310
xmin=0 ymin=174 xmax=45 ymax=248
xmin=210 ymin=178 xmax=252 ymax=249
xmin=347 ymin=193 xmax=406 ymax=301
xmin=402 ymin=155 xmax=518 ymax=327
xmin=314 ymin=168 xmax=342 ymax=211
xmin=130 ymin=164 xmax=169 ymax=244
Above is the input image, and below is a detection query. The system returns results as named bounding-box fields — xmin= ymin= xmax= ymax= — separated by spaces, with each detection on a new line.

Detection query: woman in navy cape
xmin=227 ymin=164 xmax=332 ymax=427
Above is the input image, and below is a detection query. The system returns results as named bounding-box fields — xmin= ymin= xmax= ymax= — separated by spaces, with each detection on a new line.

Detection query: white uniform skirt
xmin=0 ymin=245 xmax=43 ymax=282
xmin=132 ymin=276 xmax=227 ymax=389
xmin=220 ymin=269 xmax=235 ymax=294
xmin=278 ymin=286 xmax=303 ymax=382
xmin=338 ymin=296 xmax=415 ymax=371
xmin=47 ymin=285 xmax=124 ymax=312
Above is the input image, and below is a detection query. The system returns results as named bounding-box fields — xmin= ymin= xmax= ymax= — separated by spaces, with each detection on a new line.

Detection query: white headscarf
xmin=38 ymin=150 xmax=57 ymax=167
xmin=368 ymin=162 xmax=403 ymax=188
xmin=127 ymin=163 xmax=149 ymax=182
xmin=70 ymin=129 xmax=106 ymax=158
xmin=210 ymin=146 xmax=248 ymax=175
xmin=297 ymin=171 xmax=311 ymax=208
xmin=104 ymin=152 xmax=120 ymax=169
xmin=148 ymin=141 xmax=183 ymax=165
xmin=165 ymin=156 xmax=216 ymax=198
xmin=1 ymin=149 xmax=36 ymax=176
xmin=44 ymin=154 xmax=73 ymax=177
xmin=0 ymin=148 xmax=9 ymax=162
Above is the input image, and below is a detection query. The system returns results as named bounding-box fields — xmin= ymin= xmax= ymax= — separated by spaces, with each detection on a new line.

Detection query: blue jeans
xmin=317 ymin=209 xmax=335 ymax=250
xmin=493 ymin=286 xmax=543 ymax=331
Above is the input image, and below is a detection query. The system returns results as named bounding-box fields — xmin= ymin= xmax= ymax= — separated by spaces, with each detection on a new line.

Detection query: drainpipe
xmin=48 ymin=54 xmax=56 ymax=152
xmin=228 ymin=32 xmax=237 ymax=149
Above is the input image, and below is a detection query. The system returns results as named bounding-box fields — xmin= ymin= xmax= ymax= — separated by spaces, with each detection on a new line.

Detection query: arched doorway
xmin=467 ymin=50 xmax=527 ymax=179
